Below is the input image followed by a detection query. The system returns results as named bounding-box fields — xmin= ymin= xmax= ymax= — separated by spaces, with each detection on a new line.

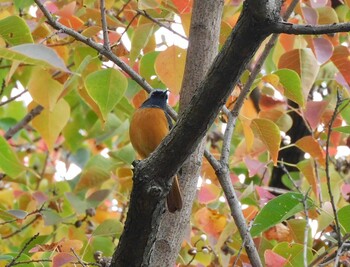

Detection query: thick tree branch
xmin=149 ymin=1 xmax=223 ymax=266
xmin=112 ymin=0 xmax=283 ymax=265
xmin=271 ymin=21 xmax=350 ymax=35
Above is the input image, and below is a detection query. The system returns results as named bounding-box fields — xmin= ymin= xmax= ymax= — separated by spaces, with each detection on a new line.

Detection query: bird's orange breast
xmin=129 ymin=107 xmax=169 ymax=159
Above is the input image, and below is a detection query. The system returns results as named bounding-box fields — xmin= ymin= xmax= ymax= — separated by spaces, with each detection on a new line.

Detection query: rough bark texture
xmin=111 ymin=1 xmax=282 ymax=266
xmin=148 ymin=1 xmax=224 ymax=266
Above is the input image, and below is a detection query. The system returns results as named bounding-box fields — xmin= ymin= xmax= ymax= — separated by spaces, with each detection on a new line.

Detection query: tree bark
xmin=148 ymin=1 xmax=224 ymax=266
xmin=111 ymin=1 xmax=282 ymax=266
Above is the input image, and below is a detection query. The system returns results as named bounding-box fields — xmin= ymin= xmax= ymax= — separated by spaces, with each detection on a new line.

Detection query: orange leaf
xmin=241 ymin=118 xmax=254 ymax=152
xmin=58 ymin=15 xmax=84 ymax=31
xmin=295 ymin=136 xmax=325 ymax=166
xmin=55 ymin=2 xmax=76 ymax=17
xmin=278 ymin=49 xmax=319 ymax=99
xmin=155 ymin=46 xmax=186 ymax=94
xmin=173 ymin=0 xmax=193 ymax=14
xmin=132 ymin=90 xmax=148 ymax=108
xmin=264 ymin=223 xmax=293 ymax=242
xmin=251 ymin=118 xmax=281 ymax=165
xmin=331 ymin=46 xmax=350 ymax=85
xmin=194 ymin=207 xmax=227 ymax=237
xmin=57 ymin=239 xmax=83 ymax=252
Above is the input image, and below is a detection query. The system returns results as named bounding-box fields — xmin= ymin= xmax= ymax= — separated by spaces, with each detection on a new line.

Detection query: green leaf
xmin=92 ymin=219 xmax=123 ymax=237
xmin=250 ymin=192 xmax=314 ymax=237
xmin=41 ymin=210 xmax=63 ymax=226
xmin=75 ymin=155 xmax=114 ymax=191
xmin=87 ymin=189 xmax=111 ymax=207
xmin=332 ymin=125 xmax=350 ymax=134
xmin=272 ymin=242 xmax=313 ymax=267
xmin=0 ymin=44 xmax=69 ymax=72
xmin=338 ymin=205 xmax=350 ymax=234
xmin=0 ymin=135 xmax=25 ymax=178
xmin=130 ymin=22 xmax=156 ymax=63
xmin=85 ymin=68 xmax=128 ymax=122
xmin=287 ymin=219 xmax=312 ymax=246
xmin=65 ymin=192 xmax=88 ymax=214
xmin=274 ymin=69 xmax=304 ymax=107
xmin=4 ymin=254 xmax=34 ymax=267
xmin=14 ymin=0 xmax=34 ymax=9
xmin=109 ymin=143 xmax=136 ymax=164
xmin=0 ymin=255 xmax=13 ymax=260
xmin=140 ymin=51 xmax=165 ymax=89
xmin=0 ymin=16 xmax=33 ymax=45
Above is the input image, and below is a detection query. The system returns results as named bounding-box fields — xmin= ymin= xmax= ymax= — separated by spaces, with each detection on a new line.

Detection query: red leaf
xmin=331 ymin=46 xmax=350 ymax=85
xmin=173 ymin=0 xmax=193 ymax=14
xmin=198 ymin=183 xmax=220 ymax=204
xmin=313 ymin=37 xmax=333 ymax=64
xmin=52 ymin=253 xmax=75 ymax=267
xmin=301 ymin=6 xmax=318 ymax=25
xmin=265 ymin=249 xmax=288 ymax=267
xmin=244 ymin=157 xmax=266 ymax=177
xmin=303 ymin=100 xmax=328 ymax=130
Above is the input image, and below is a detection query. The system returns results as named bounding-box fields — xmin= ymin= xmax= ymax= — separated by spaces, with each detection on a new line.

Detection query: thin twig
xmin=2 ymin=216 xmax=40 ymax=239
xmin=71 ymin=248 xmax=87 ymax=267
xmin=4 ymin=105 xmax=44 ymax=140
xmin=100 ymin=0 xmax=110 ymax=50
xmin=314 ymin=160 xmax=323 ymax=207
xmin=115 ymin=0 xmax=132 ymax=19
xmin=6 ymin=233 xmax=40 ymax=267
xmin=113 ymin=12 xmax=140 ymax=47
xmin=325 ymin=90 xmax=343 ymax=247
xmin=281 ymin=162 xmax=311 ymax=267
xmin=0 ymin=90 xmax=28 ymax=107
xmin=40 ymin=151 xmax=49 ymax=179
xmin=137 ymin=9 xmax=188 ymax=40
xmin=334 ymin=240 xmax=347 ymax=266
xmin=232 ymin=220 xmax=254 ymax=266
xmin=205 ymin=148 xmax=262 ymax=266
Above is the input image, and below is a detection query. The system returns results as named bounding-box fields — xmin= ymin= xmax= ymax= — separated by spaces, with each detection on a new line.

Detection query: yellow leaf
xmin=155 ymin=46 xmax=186 ymax=94
xmin=251 ymin=118 xmax=281 ymax=165
xmin=30 ymin=100 xmax=70 ymax=151
xmin=241 ymin=117 xmax=254 ymax=152
xmin=262 ymin=73 xmax=280 ymax=87
xmin=28 ymin=68 xmax=63 ymax=111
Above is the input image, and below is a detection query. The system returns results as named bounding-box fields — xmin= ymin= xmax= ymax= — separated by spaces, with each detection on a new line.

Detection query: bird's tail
xmin=167 ymin=175 xmax=183 ymax=213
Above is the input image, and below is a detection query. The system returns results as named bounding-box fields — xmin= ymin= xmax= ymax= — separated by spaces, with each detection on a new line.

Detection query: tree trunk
xmin=111 ymin=1 xmax=282 ymax=266
xmin=148 ymin=1 xmax=224 ymax=266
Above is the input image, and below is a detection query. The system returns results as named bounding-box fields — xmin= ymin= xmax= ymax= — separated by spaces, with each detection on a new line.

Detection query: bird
xmin=129 ymin=89 xmax=183 ymax=213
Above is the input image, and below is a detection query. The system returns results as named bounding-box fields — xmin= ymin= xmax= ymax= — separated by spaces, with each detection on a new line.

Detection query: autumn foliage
xmin=0 ymin=0 xmax=350 ymax=267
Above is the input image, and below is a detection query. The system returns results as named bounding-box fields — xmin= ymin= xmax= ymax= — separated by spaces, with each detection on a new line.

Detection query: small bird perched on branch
xmin=129 ymin=89 xmax=183 ymax=213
